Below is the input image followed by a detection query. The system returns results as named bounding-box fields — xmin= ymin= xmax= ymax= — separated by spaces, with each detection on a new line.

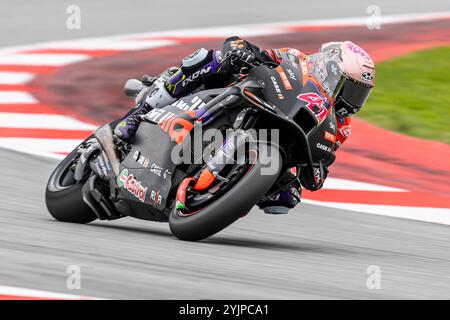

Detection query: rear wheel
xmin=45 ymin=140 xmax=97 ymax=224
xmin=169 ymin=143 xmax=282 ymax=241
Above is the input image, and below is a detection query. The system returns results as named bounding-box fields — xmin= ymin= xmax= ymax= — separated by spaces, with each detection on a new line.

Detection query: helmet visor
xmin=340 ymin=78 xmax=373 ymax=109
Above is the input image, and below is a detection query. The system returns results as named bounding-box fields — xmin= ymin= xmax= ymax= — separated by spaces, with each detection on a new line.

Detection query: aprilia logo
xmin=145 ymin=108 xmax=194 ymax=144
xmin=145 ymin=108 xmax=176 ymax=125
xmin=172 ymin=96 xmax=206 ymax=111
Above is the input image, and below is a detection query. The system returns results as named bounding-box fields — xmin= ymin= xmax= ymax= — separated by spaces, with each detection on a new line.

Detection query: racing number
xmin=297 ymin=92 xmax=327 ymax=120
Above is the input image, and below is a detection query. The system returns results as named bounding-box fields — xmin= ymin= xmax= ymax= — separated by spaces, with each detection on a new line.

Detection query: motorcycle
xmin=45 ymin=51 xmax=337 ymax=241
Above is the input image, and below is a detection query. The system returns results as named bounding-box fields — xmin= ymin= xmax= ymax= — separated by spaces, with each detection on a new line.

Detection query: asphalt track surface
xmin=2 ymin=147 xmax=450 ymax=299
xmin=1 ymin=0 xmax=450 ymax=299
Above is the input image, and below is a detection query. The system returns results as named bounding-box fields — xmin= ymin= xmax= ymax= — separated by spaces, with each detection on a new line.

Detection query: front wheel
xmin=169 ymin=143 xmax=282 ymax=241
xmin=45 ymin=140 xmax=98 ymax=224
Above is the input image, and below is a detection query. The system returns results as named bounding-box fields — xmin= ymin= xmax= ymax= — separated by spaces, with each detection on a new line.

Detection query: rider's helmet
xmin=308 ymin=41 xmax=375 ymax=118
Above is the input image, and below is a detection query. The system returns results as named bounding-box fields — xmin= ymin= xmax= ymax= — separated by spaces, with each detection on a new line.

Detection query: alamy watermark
xmin=167 ymin=126 xmax=281 ymax=176
xmin=66 ymin=265 xmax=81 ymax=290
xmin=366 ymin=5 xmax=382 ymax=30
xmin=66 ymin=5 xmax=81 ymax=30
xmin=366 ymin=265 xmax=381 ymax=290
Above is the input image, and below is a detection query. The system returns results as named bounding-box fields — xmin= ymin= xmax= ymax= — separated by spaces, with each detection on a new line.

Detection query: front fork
xmin=175 ymin=109 xmax=258 ymax=211
xmin=193 ymin=128 xmax=252 ymax=191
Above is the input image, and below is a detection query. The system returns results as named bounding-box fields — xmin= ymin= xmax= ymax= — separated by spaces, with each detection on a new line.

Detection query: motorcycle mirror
xmin=124 ymin=79 xmax=144 ymax=97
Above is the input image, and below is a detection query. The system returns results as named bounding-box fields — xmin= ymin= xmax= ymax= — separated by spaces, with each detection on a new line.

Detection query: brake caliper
xmin=175 ymin=177 xmax=197 ymax=212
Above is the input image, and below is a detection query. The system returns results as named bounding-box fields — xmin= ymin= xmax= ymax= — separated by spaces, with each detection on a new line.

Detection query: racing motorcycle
xmin=45 ymin=51 xmax=337 ymax=241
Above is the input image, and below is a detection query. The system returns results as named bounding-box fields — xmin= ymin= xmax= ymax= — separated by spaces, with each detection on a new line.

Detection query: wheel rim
xmin=47 ymin=149 xmax=80 ymax=192
xmin=176 ymin=148 xmax=259 ymax=217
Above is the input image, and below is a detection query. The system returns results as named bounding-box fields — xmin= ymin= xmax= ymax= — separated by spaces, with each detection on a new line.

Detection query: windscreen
xmin=307 ymin=49 xmax=345 ymax=99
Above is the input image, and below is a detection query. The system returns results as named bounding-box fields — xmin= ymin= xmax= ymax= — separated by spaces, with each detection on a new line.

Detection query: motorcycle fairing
xmin=115 ymin=89 xmax=231 ymax=217
xmin=251 ymin=51 xmax=333 ymax=127
xmin=246 ymin=53 xmax=336 ymax=167
xmin=307 ymin=110 xmax=338 ymax=165
xmin=116 ymin=122 xmax=177 ymax=213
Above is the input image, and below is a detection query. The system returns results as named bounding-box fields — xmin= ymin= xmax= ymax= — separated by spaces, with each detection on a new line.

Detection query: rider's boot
xmin=257 ymin=170 xmax=301 ymax=214
xmin=114 ymin=67 xmax=178 ymax=142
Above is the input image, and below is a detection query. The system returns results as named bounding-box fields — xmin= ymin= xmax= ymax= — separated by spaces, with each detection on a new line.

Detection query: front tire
xmin=169 ymin=143 xmax=282 ymax=241
xmin=45 ymin=143 xmax=97 ymax=224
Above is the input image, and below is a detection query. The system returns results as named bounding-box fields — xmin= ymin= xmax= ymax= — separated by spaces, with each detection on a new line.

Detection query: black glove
xmin=300 ymin=161 xmax=328 ymax=191
xmin=222 ymin=48 xmax=256 ymax=74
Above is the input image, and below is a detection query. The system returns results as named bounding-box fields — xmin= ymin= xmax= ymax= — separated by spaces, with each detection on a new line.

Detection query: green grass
xmin=357 ymin=46 xmax=450 ymax=144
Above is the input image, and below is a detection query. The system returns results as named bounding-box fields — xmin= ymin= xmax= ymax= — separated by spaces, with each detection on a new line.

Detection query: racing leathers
xmin=114 ymin=36 xmax=352 ymax=214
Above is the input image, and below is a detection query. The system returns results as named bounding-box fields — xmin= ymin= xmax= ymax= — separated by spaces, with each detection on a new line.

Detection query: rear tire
xmin=169 ymin=143 xmax=282 ymax=241
xmin=45 ymin=142 xmax=97 ymax=224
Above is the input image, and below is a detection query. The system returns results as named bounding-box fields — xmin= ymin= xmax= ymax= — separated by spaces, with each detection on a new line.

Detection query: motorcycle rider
xmin=114 ymin=37 xmax=375 ymax=214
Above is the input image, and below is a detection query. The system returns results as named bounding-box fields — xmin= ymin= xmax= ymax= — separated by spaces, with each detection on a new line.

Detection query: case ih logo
xmin=117 ymin=169 xmax=148 ymax=203
xmin=270 ymin=76 xmax=285 ymax=99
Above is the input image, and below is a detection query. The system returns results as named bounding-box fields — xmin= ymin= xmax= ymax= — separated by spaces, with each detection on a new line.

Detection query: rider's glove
xmin=222 ymin=48 xmax=256 ymax=74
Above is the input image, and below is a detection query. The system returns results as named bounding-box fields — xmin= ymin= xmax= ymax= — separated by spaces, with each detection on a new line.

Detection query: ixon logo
xmin=182 ymin=66 xmax=212 ymax=87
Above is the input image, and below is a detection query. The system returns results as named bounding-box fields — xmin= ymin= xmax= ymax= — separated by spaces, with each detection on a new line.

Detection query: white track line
xmin=323 ymin=178 xmax=406 ymax=192
xmin=35 ymin=39 xmax=178 ymax=51
xmin=0 ymin=285 xmax=101 ymax=300
xmin=0 ymin=143 xmax=66 ymax=160
xmin=0 ymin=53 xmax=89 ymax=66
xmin=0 ymin=113 xmax=97 ymax=130
xmin=135 ymin=25 xmax=290 ymax=38
xmin=303 ymin=199 xmax=450 ymax=226
xmin=0 ymin=138 xmax=83 ymax=157
xmin=0 ymin=91 xmax=37 ymax=104
xmin=0 ymin=72 xmax=34 ymax=84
